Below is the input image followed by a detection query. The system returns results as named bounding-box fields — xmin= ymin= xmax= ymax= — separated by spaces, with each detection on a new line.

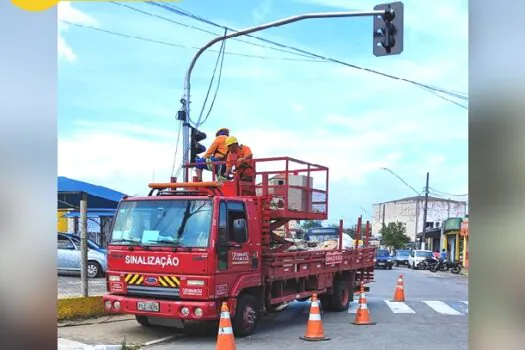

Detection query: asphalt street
xmin=58 ymin=275 xmax=106 ymax=298
xmin=146 ymin=267 xmax=468 ymax=350
xmin=58 ymin=266 xmax=468 ymax=349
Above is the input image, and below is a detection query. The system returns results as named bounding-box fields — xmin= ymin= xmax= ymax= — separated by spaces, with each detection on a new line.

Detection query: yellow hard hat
xmin=216 ymin=128 xmax=230 ymax=136
xmin=225 ymin=136 xmax=238 ymax=147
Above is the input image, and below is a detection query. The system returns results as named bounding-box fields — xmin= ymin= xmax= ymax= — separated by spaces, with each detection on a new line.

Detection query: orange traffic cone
xmin=392 ymin=274 xmax=405 ymax=302
xmin=216 ymin=302 xmax=236 ymax=350
xmin=352 ymin=283 xmax=375 ymax=325
xmin=299 ymin=293 xmax=330 ymax=341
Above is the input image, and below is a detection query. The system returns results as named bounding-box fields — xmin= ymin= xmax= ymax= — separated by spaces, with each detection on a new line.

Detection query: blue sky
xmin=57 ymin=0 xmax=468 ymax=224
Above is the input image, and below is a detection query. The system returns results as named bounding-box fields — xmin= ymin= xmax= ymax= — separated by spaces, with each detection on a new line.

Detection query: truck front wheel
xmin=135 ymin=315 xmax=151 ymax=327
xmin=328 ymin=279 xmax=351 ymax=312
xmin=232 ymin=294 xmax=260 ymax=338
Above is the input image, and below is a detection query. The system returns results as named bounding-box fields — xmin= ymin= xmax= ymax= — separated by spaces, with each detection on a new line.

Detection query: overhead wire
xmin=196 ymin=28 xmax=227 ymax=128
xmin=60 ymin=20 xmax=325 ymax=62
xmin=110 ymin=1 xmax=321 ymax=60
xmin=147 ymin=1 xmax=469 ymax=105
xmin=198 ymin=29 xmax=227 ymax=127
xmin=429 ymin=187 xmax=468 ymax=197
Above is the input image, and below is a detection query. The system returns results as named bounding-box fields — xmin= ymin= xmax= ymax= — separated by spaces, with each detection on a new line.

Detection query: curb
xmin=57 ymin=296 xmax=107 ymax=321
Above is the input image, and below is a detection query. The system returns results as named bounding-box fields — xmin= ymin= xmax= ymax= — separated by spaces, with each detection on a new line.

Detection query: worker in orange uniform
xmin=223 ymin=136 xmax=254 ymax=182
xmin=195 ymin=128 xmax=230 ymax=182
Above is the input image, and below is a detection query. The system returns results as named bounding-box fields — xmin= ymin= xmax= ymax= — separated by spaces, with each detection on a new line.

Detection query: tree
xmin=379 ymin=221 xmax=410 ymax=249
xmin=301 ymin=220 xmax=322 ymax=230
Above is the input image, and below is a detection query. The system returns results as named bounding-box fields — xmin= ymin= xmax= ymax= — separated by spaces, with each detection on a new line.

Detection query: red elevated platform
xmin=153 ymin=156 xmax=328 ymax=221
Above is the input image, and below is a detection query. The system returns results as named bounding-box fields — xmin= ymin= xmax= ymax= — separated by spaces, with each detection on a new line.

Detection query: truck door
xmin=215 ymin=200 xmax=259 ymax=285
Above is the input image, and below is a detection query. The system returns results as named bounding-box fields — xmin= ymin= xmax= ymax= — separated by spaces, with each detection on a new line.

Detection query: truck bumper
xmin=103 ymin=294 xmax=220 ymax=321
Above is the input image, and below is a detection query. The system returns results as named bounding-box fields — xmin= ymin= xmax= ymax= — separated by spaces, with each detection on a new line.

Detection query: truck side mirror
xmin=232 ymin=219 xmax=247 ymax=243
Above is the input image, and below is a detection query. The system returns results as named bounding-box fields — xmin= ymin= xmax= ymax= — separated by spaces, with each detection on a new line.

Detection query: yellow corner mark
xmin=12 ymin=0 xmax=59 ymax=12
xmin=12 ymin=0 xmax=182 ymax=12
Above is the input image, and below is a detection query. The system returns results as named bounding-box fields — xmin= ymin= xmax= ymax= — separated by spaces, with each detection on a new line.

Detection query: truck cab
xmin=104 ymin=195 xmax=263 ymax=324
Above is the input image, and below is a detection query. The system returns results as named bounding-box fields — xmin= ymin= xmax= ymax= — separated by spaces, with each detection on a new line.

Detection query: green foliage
xmin=379 ymin=221 xmax=411 ymax=249
xmin=301 ymin=220 xmax=323 ymax=230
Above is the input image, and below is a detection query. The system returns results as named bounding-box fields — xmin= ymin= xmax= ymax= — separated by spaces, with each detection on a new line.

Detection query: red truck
xmin=102 ymin=157 xmax=375 ymax=337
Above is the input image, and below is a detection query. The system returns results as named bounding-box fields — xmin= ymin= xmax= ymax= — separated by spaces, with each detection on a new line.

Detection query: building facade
xmin=372 ymin=196 xmax=467 ymax=242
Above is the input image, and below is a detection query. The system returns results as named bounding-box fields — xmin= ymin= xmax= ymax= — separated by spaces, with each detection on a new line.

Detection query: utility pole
xmin=382 ymin=203 xmax=386 ymax=227
xmin=179 ymin=3 xmax=404 ymax=181
xmin=80 ymin=192 xmax=88 ymax=297
xmin=421 ymin=172 xmax=429 ymax=250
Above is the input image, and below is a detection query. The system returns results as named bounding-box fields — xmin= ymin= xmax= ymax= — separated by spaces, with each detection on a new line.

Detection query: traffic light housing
xmin=373 ymin=2 xmax=404 ymax=57
xmin=190 ymin=127 xmax=207 ymax=162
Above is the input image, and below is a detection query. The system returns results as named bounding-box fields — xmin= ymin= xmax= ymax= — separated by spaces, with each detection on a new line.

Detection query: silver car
xmin=57 ymin=234 xmax=107 ymax=278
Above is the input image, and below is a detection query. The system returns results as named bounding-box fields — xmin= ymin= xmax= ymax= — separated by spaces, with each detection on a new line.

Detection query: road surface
xmin=58 ymin=267 xmax=468 ymax=349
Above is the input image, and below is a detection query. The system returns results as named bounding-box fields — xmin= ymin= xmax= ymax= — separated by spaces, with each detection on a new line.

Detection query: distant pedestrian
xmin=433 ymin=250 xmax=440 ymax=259
xmin=440 ymin=248 xmax=448 ymax=261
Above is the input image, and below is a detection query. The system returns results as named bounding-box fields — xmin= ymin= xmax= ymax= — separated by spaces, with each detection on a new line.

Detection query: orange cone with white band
xmin=299 ymin=293 xmax=330 ymax=341
xmin=216 ymin=302 xmax=236 ymax=350
xmin=392 ymin=274 xmax=405 ymax=302
xmin=352 ymin=282 xmax=375 ymax=325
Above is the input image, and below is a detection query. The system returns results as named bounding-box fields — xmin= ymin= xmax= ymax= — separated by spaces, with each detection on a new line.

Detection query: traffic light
xmin=373 ymin=2 xmax=404 ymax=57
xmin=190 ymin=126 xmax=207 ymax=162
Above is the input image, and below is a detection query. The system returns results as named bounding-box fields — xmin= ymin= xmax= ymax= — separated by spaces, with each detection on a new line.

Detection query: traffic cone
xmin=352 ymin=284 xmax=375 ymax=325
xmin=392 ymin=274 xmax=405 ymax=302
xmin=299 ymin=293 xmax=330 ymax=341
xmin=216 ymin=302 xmax=236 ymax=350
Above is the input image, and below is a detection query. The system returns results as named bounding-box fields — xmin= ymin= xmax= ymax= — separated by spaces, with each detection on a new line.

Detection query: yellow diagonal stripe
xmin=164 ymin=276 xmax=176 ymax=287
xmin=158 ymin=276 xmax=168 ymax=287
xmin=125 ymin=274 xmax=133 ymax=283
xmin=171 ymin=276 xmax=180 ymax=286
xmin=129 ymin=274 xmax=140 ymax=284
xmin=136 ymin=276 xmax=144 ymax=285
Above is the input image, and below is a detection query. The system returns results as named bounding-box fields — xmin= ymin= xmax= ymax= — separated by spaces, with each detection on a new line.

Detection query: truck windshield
xmin=110 ymin=199 xmax=213 ymax=248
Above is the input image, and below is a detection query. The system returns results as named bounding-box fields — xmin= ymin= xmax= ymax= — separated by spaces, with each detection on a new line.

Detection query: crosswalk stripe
xmin=384 ymin=300 xmax=416 ymax=314
xmin=423 ymin=301 xmax=463 ymax=315
xmin=348 ymin=301 xmax=359 ymax=314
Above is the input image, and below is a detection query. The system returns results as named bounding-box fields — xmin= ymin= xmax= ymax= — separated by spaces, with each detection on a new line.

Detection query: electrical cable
xmin=198 ymin=29 xmax=227 ymax=127
xmin=60 ymin=20 xmax=325 ymax=62
xmin=111 ymin=2 xmax=320 ymax=60
xmin=171 ymin=120 xmax=182 ymax=177
xmin=429 ymin=187 xmax=468 ymax=197
xmin=196 ymin=28 xmax=227 ymax=128
xmin=147 ymin=1 xmax=469 ymax=107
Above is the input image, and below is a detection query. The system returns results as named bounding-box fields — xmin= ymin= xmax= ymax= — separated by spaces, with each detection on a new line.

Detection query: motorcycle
xmin=430 ymin=259 xmax=462 ymax=274
xmin=416 ymin=257 xmax=439 ymax=270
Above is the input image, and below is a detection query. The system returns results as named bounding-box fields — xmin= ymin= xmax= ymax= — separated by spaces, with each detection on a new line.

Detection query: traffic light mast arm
xmin=180 ymin=8 xmax=387 ymax=181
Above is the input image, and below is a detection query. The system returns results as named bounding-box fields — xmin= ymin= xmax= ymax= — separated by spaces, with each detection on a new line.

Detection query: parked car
xmin=57 ymin=233 xmax=107 ymax=278
xmin=408 ymin=249 xmax=434 ymax=269
xmin=375 ymin=249 xmax=394 ymax=269
xmin=393 ymin=250 xmax=410 ymax=267
xmin=60 ymin=232 xmax=107 ymax=254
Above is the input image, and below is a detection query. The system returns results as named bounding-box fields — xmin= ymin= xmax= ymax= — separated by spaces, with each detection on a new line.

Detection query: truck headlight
xmin=194 ymin=308 xmax=203 ymax=318
xmin=181 ymin=307 xmax=190 ymax=317
xmin=108 ymin=275 xmax=120 ymax=282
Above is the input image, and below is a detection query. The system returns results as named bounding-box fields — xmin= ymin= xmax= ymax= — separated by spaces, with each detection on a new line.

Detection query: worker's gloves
xmin=205 ymin=157 xmax=214 ymax=171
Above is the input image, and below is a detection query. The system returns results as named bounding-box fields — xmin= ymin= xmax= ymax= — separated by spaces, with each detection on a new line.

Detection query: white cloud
xmin=57 ymin=2 xmax=99 ymax=62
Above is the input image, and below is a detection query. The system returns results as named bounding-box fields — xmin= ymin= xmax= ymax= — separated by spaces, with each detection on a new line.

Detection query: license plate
xmin=378 ymin=262 xmax=385 ymax=265
xmin=137 ymin=301 xmax=160 ymax=312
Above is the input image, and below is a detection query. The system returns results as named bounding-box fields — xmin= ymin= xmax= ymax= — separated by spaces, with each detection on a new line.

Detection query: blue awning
xmin=62 ymin=209 xmax=116 ymax=218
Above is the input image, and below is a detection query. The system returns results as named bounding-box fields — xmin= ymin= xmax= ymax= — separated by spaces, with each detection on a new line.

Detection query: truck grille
xmin=126 ymin=285 xmax=180 ymax=299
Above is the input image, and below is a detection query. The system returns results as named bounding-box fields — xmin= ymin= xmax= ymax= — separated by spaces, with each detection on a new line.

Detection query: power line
xmin=60 ymin=20 xmax=325 ymax=62
xmin=196 ymin=28 xmax=227 ymax=127
xmin=429 ymin=187 xmax=468 ymax=197
xmin=110 ymin=2 xmax=320 ymax=60
xmin=146 ymin=1 xmax=469 ymax=107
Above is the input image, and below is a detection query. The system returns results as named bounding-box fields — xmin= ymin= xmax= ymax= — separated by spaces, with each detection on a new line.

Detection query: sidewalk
xmin=58 ymin=338 xmax=122 ymax=350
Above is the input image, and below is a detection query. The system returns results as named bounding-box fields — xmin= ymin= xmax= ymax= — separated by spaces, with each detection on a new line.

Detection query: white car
xmin=408 ymin=249 xmax=434 ymax=269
